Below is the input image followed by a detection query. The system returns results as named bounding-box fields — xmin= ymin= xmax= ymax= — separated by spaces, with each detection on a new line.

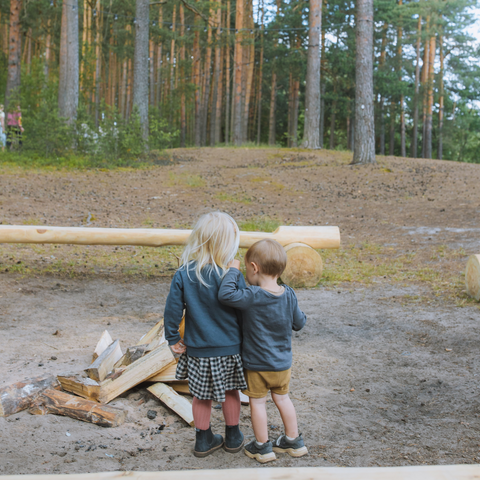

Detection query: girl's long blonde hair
xmin=181 ymin=211 xmax=240 ymax=287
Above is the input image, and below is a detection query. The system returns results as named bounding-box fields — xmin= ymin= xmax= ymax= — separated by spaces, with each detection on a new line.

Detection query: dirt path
xmin=0 ymin=276 xmax=479 ymax=474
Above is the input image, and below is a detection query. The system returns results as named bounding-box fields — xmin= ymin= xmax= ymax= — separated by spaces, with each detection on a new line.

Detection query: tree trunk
xmin=389 ymin=101 xmax=395 ymax=155
xmin=377 ymin=21 xmax=387 ymax=155
xmin=242 ymin=5 xmax=255 ymax=143
xmin=424 ymin=35 xmax=435 ymax=159
xmin=5 ymin=0 xmax=22 ymax=111
xmin=149 ymin=38 xmax=155 ymax=106
xmin=397 ymin=0 xmax=405 ymax=157
xmin=319 ymin=6 xmax=326 ymax=148
xmin=179 ymin=4 xmax=186 ymax=147
xmin=438 ymin=34 xmax=444 ymax=160
xmin=412 ymin=16 xmax=422 ymax=158
xmin=133 ymin=0 xmax=150 ymax=141
xmin=58 ymin=0 xmax=79 ymax=124
xmin=268 ymin=0 xmax=281 ymax=146
xmin=155 ymin=7 xmax=163 ymax=108
xmin=256 ymin=0 xmax=264 ymax=145
xmin=44 ymin=19 xmax=52 ymax=80
xmin=210 ymin=2 xmax=222 ymax=146
xmin=329 ymin=98 xmax=336 ymax=150
xmin=421 ymin=18 xmax=430 ymax=158
xmin=302 ymin=0 xmax=322 ymax=149
xmin=232 ymin=0 xmax=244 ymax=145
xmin=201 ymin=8 xmax=213 ymax=145
xmin=352 ymin=0 xmax=375 ymax=164
xmin=193 ymin=6 xmax=201 ymax=146
xmin=94 ymin=1 xmax=102 ymax=127
xmin=224 ymin=0 xmax=231 ymax=144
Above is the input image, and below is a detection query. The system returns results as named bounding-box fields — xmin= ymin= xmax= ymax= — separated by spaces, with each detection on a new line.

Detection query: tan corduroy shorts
xmin=242 ymin=368 xmax=291 ymax=398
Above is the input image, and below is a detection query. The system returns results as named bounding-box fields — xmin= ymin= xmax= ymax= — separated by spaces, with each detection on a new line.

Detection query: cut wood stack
xmin=0 ymin=318 xmax=205 ymax=428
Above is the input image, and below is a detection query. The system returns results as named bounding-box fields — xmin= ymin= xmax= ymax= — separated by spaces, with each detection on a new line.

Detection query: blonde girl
xmin=164 ymin=212 xmax=247 ymax=457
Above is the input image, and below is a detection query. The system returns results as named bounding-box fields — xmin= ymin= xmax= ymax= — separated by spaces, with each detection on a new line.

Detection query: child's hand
xmin=228 ymin=259 xmax=241 ymax=269
xmin=171 ymin=340 xmax=186 ymax=354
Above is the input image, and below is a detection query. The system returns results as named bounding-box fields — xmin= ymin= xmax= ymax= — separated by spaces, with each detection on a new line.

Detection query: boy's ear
xmin=251 ymin=261 xmax=260 ymax=274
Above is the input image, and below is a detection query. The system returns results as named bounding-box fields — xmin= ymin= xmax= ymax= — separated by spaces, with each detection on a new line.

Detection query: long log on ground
xmin=281 ymin=242 xmax=324 ymax=288
xmin=0 ymin=225 xmax=341 ymax=250
xmin=0 ymin=375 xmax=61 ymax=417
xmin=466 ymin=254 xmax=480 ymax=301
xmin=97 ymin=343 xmax=176 ymax=404
xmin=29 ymin=389 xmax=126 ymax=427
xmin=85 ymin=339 xmax=123 ymax=382
xmin=147 ymin=382 xmax=194 ymax=426
xmin=2 ymin=465 xmax=479 ymax=480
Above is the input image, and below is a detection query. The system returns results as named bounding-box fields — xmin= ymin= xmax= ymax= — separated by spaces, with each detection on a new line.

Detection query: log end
xmin=466 ymin=254 xmax=480 ymax=302
xmin=281 ymin=243 xmax=323 ymax=288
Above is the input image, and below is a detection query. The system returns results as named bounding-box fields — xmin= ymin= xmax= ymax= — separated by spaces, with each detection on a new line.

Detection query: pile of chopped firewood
xmin=0 ymin=320 xmax=195 ymax=427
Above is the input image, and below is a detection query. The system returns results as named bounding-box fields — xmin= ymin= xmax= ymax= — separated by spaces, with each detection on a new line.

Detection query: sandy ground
xmin=1 ymin=148 xmax=480 ymax=474
xmin=0 ymin=277 xmax=479 ymax=474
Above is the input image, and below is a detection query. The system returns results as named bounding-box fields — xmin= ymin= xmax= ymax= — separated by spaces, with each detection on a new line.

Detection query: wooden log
xmin=137 ymin=319 xmax=164 ymax=347
xmin=0 ymin=225 xmax=341 ymax=250
xmin=97 ymin=343 xmax=176 ymax=404
xmin=116 ymin=345 xmax=148 ymax=368
xmin=57 ymin=373 xmax=100 ymax=402
xmin=147 ymin=382 xmax=194 ymax=426
xmin=168 ymin=382 xmax=191 ymax=395
xmin=281 ymin=243 xmax=323 ymax=288
xmin=148 ymin=362 xmax=178 ymax=382
xmin=0 ymin=376 xmax=61 ymax=417
xmin=93 ymin=330 xmax=113 ymax=361
xmin=85 ymin=339 xmax=123 ymax=382
xmin=466 ymin=254 xmax=480 ymax=301
xmin=29 ymin=389 xmax=126 ymax=427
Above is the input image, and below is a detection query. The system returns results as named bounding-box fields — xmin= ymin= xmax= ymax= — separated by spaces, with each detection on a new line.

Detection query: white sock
xmin=286 ymin=435 xmax=296 ymax=441
xmin=255 ymin=440 xmax=265 ymax=447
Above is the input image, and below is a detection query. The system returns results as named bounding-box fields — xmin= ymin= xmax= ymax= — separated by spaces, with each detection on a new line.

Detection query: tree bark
xmin=242 ymin=5 xmax=255 ymax=143
xmin=179 ymin=4 xmax=186 ymax=147
xmin=94 ymin=1 xmax=102 ymax=127
xmin=193 ymin=6 xmax=201 ymax=146
xmin=210 ymin=2 xmax=222 ymax=146
xmin=256 ymin=0 xmax=264 ymax=145
xmin=329 ymin=98 xmax=336 ymax=150
xmin=224 ymin=0 xmax=231 ymax=144
xmin=58 ymin=0 xmax=79 ymax=124
xmin=319 ymin=3 xmax=326 ymax=148
xmin=421 ymin=17 xmax=430 ymax=158
xmin=302 ymin=0 xmax=322 ymax=149
xmin=5 ymin=0 xmax=22 ymax=110
xmin=201 ymin=8 xmax=213 ymax=145
xmin=389 ymin=101 xmax=395 ymax=155
xmin=438 ymin=34 xmax=444 ymax=160
xmin=377 ymin=21 xmax=387 ymax=155
xmin=352 ymin=0 xmax=375 ymax=164
xmin=133 ymin=0 xmax=150 ymax=141
xmin=268 ymin=0 xmax=281 ymax=146
xmin=155 ymin=7 xmax=163 ymax=108
xmin=397 ymin=0 xmax=405 ymax=157
xmin=232 ymin=0 xmax=244 ymax=145
xmin=424 ymin=35 xmax=435 ymax=159
xmin=411 ymin=16 xmax=422 ymax=158
xmin=44 ymin=19 xmax=52 ymax=80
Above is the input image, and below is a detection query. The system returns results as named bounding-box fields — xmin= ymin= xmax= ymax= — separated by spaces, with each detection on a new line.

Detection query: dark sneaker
xmin=194 ymin=427 xmax=224 ymax=458
xmin=224 ymin=425 xmax=245 ymax=453
xmin=244 ymin=440 xmax=276 ymax=463
xmin=272 ymin=433 xmax=308 ymax=457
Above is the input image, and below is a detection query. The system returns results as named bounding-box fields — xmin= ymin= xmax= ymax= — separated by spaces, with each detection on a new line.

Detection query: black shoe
xmin=194 ymin=426 xmax=224 ymax=458
xmin=272 ymin=433 xmax=308 ymax=457
xmin=244 ymin=440 xmax=276 ymax=463
xmin=224 ymin=425 xmax=244 ymax=453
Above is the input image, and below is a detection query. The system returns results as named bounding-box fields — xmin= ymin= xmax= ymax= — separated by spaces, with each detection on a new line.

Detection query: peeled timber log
xmin=0 ymin=225 xmax=341 ymax=250
xmin=29 ymin=389 xmax=126 ymax=427
xmin=281 ymin=243 xmax=323 ymax=288
xmin=466 ymin=254 xmax=480 ymax=301
xmin=0 ymin=376 xmax=61 ymax=417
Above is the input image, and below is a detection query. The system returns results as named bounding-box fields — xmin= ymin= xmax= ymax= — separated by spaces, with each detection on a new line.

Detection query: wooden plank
xmin=97 ymin=343 xmax=175 ymax=404
xmin=147 ymin=382 xmax=194 ymax=427
xmin=85 ymin=339 xmax=123 ymax=382
xmin=147 ymin=362 xmax=178 ymax=382
xmin=2 ymin=465 xmax=480 ymax=480
xmin=0 ymin=376 xmax=61 ymax=417
xmin=93 ymin=330 xmax=113 ymax=361
xmin=29 ymin=389 xmax=126 ymax=427
xmin=57 ymin=373 xmax=100 ymax=402
xmin=0 ymin=225 xmax=341 ymax=249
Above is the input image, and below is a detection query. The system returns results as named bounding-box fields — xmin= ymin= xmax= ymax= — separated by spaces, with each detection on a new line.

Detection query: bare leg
xmin=249 ymin=396 xmax=269 ymax=443
xmin=272 ymin=393 xmax=298 ymax=439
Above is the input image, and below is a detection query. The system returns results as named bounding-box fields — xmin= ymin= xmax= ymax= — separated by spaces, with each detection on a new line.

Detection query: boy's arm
xmin=218 ymin=268 xmax=255 ymax=309
xmin=291 ymin=292 xmax=307 ymax=331
xmin=164 ymin=271 xmax=185 ymax=346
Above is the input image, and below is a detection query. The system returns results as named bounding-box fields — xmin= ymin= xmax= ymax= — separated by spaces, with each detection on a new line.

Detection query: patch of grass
xmin=168 ymin=171 xmax=206 ymax=187
xmin=215 ymin=192 xmax=252 ymax=204
xmin=238 ymin=217 xmax=281 ymax=232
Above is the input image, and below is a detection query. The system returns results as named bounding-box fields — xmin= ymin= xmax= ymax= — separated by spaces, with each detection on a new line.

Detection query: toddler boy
xmin=218 ymin=239 xmax=307 ymax=463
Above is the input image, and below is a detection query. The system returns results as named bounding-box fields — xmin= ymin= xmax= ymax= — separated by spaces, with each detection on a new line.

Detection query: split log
xmin=281 ymin=243 xmax=323 ymax=288
xmin=29 ymin=389 xmax=126 ymax=427
xmin=0 ymin=225 xmax=341 ymax=250
xmin=93 ymin=330 xmax=113 ymax=361
xmin=97 ymin=343 xmax=176 ymax=404
xmin=85 ymin=339 xmax=123 ymax=382
xmin=147 ymin=382 xmax=194 ymax=426
xmin=57 ymin=373 xmax=100 ymax=402
xmin=115 ymin=345 xmax=148 ymax=368
xmin=168 ymin=382 xmax=191 ymax=395
xmin=239 ymin=392 xmax=250 ymax=405
xmin=137 ymin=319 xmax=165 ymax=350
xmin=148 ymin=362 xmax=178 ymax=382
xmin=0 ymin=376 xmax=61 ymax=417
xmin=466 ymin=254 xmax=480 ymax=301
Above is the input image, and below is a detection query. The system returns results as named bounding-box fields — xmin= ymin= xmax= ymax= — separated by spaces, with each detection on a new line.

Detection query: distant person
xmin=218 ymin=239 xmax=308 ymax=463
xmin=164 ymin=212 xmax=246 ymax=458
xmin=7 ymin=105 xmax=23 ymax=149
xmin=0 ymin=104 xmax=5 ymax=152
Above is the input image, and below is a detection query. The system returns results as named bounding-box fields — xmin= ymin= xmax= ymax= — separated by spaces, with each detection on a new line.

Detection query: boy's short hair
xmin=245 ymin=239 xmax=287 ymax=277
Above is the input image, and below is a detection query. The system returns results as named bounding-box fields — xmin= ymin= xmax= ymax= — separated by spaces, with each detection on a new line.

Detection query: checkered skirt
xmin=175 ymin=353 xmax=247 ymax=402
